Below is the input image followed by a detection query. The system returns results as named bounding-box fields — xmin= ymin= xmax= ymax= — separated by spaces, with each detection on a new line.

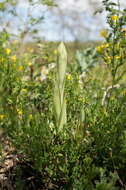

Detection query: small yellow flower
xmin=67 ymin=74 xmax=72 ymax=80
xmin=0 ymin=114 xmax=5 ymax=120
xmin=18 ymin=66 xmax=23 ymax=71
xmin=106 ymin=56 xmax=112 ymax=60
xmin=17 ymin=108 xmax=23 ymax=116
xmin=105 ymin=56 xmax=112 ymax=64
xmin=100 ymin=29 xmax=108 ymax=38
xmin=11 ymin=55 xmax=17 ymax=62
xmin=115 ymin=55 xmax=121 ymax=59
xmin=96 ymin=43 xmax=109 ymax=53
xmin=29 ymin=114 xmax=33 ymax=120
xmin=21 ymin=89 xmax=27 ymax=93
xmin=5 ymin=48 xmax=11 ymax=55
xmin=28 ymin=62 xmax=32 ymax=66
xmin=103 ymin=43 xmax=109 ymax=48
xmin=111 ymin=15 xmax=119 ymax=21
xmin=96 ymin=45 xmax=104 ymax=53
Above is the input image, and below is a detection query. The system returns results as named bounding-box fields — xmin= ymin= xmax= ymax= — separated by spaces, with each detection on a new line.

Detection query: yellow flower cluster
xmin=105 ymin=55 xmax=121 ymax=65
xmin=96 ymin=43 xmax=109 ymax=53
xmin=4 ymin=49 xmax=18 ymax=63
xmin=105 ymin=55 xmax=121 ymax=61
xmin=111 ymin=15 xmax=119 ymax=21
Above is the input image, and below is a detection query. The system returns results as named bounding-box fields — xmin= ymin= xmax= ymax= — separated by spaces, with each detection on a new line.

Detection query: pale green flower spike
xmin=53 ymin=42 xmax=67 ymax=132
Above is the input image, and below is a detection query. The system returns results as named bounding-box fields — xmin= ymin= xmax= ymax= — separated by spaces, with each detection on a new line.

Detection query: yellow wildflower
xmin=21 ymin=89 xmax=27 ymax=93
xmin=96 ymin=43 xmax=109 ymax=53
xmin=103 ymin=43 xmax=109 ymax=48
xmin=96 ymin=46 xmax=103 ymax=53
xmin=96 ymin=45 xmax=104 ymax=53
xmin=67 ymin=74 xmax=72 ymax=80
xmin=28 ymin=62 xmax=32 ymax=66
xmin=17 ymin=108 xmax=23 ymax=116
xmin=111 ymin=15 xmax=119 ymax=21
xmin=29 ymin=114 xmax=33 ymax=120
xmin=115 ymin=55 xmax=121 ymax=59
xmin=5 ymin=48 xmax=11 ymax=55
xmin=18 ymin=66 xmax=23 ymax=71
xmin=106 ymin=56 xmax=112 ymax=60
xmin=11 ymin=55 xmax=17 ymax=62
xmin=105 ymin=56 xmax=112 ymax=64
xmin=100 ymin=29 xmax=108 ymax=38
xmin=0 ymin=114 xmax=5 ymax=120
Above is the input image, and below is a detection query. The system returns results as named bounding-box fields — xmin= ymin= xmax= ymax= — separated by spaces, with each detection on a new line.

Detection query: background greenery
xmin=0 ymin=0 xmax=126 ymax=189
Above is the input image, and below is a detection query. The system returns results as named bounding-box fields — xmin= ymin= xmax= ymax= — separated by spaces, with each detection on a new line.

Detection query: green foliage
xmin=0 ymin=1 xmax=126 ymax=189
xmin=39 ymin=0 xmax=56 ymax=6
xmin=76 ymin=47 xmax=98 ymax=73
xmin=97 ymin=0 xmax=126 ymax=85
